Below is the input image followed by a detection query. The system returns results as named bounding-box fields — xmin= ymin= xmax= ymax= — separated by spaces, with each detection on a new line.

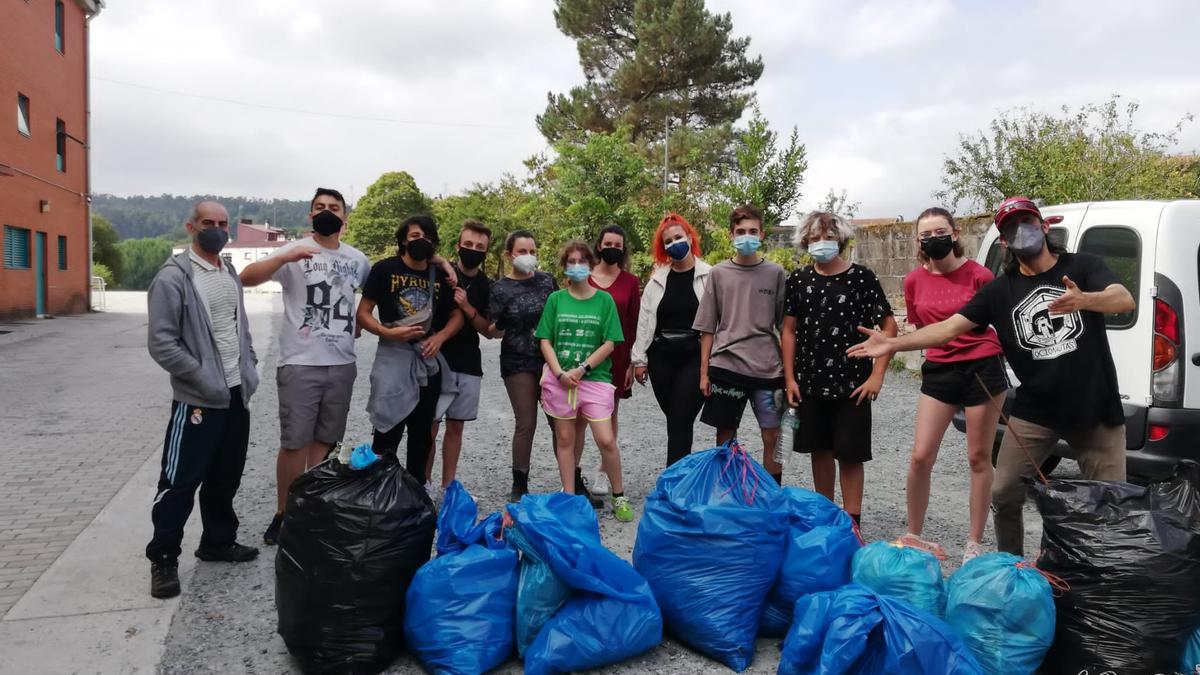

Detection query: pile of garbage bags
xmin=275 ymin=450 xmax=436 ymax=675
xmin=634 ymin=441 xmax=789 ymax=671
xmin=404 ymin=481 xmax=518 ymax=674
xmin=1034 ymin=461 xmax=1200 ymax=674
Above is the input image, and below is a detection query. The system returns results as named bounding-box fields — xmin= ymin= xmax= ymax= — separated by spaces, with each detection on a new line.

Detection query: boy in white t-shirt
xmin=240 ymin=188 xmax=370 ymax=545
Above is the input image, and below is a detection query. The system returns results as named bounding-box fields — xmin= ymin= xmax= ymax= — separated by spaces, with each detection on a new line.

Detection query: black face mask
xmin=196 ymin=227 xmax=229 ymax=254
xmin=458 ymin=247 xmax=486 ymax=270
xmin=598 ymin=247 xmax=624 ymax=266
xmin=312 ymin=210 xmax=343 ymax=237
xmin=920 ymin=234 xmax=954 ymax=261
xmin=404 ymin=237 xmax=434 ymax=262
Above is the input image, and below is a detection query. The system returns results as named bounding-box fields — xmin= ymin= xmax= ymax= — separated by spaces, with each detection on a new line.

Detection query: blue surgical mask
xmin=807 ymin=239 xmax=839 ymax=263
xmin=565 ymin=264 xmax=590 ymax=282
xmin=665 ymin=239 xmax=690 ymax=260
xmin=733 ymin=234 xmax=762 ymax=256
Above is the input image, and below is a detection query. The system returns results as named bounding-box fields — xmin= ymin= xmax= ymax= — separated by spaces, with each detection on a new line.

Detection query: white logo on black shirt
xmin=1010 ymin=285 xmax=1084 ymax=360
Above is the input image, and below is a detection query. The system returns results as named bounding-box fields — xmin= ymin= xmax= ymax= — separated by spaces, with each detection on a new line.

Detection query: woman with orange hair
xmin=630 ymin=214 xmax=713 ymax=466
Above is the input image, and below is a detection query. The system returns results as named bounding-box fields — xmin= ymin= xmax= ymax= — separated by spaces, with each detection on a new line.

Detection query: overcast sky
xmin=90 ymin=0 xmax=1200 ymax=219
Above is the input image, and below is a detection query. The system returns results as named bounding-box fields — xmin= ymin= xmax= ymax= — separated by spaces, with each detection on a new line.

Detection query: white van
xmin=952 ymin=199 xmax=1200 ymax=477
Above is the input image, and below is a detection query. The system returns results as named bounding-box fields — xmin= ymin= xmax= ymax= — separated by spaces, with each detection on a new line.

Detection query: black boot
xmin=509 ymin=468 xmax=529 ymax=503
xmin=150 ymin=558 xmax=180 ymax=599
xmin=575 ymin=467 xmax=603 ymax=509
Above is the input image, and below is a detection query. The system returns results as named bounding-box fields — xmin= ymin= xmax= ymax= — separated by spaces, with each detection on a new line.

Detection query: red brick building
xmin=0 ymin=0 xmax=102 ymax=319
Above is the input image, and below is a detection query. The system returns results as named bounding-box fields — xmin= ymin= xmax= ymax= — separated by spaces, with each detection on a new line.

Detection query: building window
xmin=17 ymin=94 xmax=31 ymax=136
xmin=4 ymin=226 xmax=32 ymax=269
xmin=57 ymin=235 xmax=67 ymax=270
xmin=55 ymin=1 xmax=65 ymax=53
xmin=56 ymin=119 xmax=66 ymax=172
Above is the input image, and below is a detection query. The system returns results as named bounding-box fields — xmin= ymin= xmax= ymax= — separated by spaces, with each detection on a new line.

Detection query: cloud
xmin=89 ymin=0 xmax=1200 ymax=221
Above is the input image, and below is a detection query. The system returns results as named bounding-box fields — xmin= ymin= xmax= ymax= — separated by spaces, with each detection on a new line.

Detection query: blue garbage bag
xmin=778 ymin=583 xmax=983 ymax=675
xmin=508 ymin=492 xmax=662 ymax=675
xmin=633 ymin=441 xmax=789 ymax=671
xmin=507 ymin=521 xmax=569 ymax=657
xmin=404 ymin=481 xmax=518 ymax=675
xmin=852 ymin=540 xmax=946 ymax=617
xmin=1182 ymin=628 xmax=1200 ymax=674
xmin=760 ymin=487 xmax=861 ymax=637
xmin=945 ymin=552 xmax=1055 ymax=675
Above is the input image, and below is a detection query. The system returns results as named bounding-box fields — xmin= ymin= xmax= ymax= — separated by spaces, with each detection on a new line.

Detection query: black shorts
xmin=795 ymin=398 xmax=872 ymax=463
xmin=700 ymin=370 xmax=784 ymax=431
xmin=920 ymin=356 xmax=1009 ymax=408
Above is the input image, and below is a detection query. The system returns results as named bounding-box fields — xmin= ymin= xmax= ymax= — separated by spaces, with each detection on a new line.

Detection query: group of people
xmin=142 ymin=190 xmax=1134 ymax=603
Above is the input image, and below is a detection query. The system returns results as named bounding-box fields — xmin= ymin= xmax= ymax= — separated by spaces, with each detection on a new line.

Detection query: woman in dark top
xmin=579 ymin=225 xmax=641 ymax=496
xmin=485 ymin=229 xmax=556 ymax=502
xmin=631 ymin=214 xmax=713 ymax=466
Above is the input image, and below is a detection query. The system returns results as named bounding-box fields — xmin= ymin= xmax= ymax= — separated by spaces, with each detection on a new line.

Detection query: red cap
xmin=994 ymin=196 xmax=1042 ymax=229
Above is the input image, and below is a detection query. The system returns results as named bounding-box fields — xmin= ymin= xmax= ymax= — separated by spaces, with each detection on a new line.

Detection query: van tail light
xmin=1148 ymin=424 xmax=1170 ymax=442
xmin=1152 ymin=297 xmax=1182 ymax=404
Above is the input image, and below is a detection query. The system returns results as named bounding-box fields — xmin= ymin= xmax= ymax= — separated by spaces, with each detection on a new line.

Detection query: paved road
xmin=159 ymin=322 xmax=1055 ymax=674
xmin=0 ymin=291 xmax=275 ymax=617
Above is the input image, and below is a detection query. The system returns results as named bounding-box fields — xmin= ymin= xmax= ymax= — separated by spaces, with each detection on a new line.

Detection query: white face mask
xmin=512 ymin=254 xmax=537 ymax=274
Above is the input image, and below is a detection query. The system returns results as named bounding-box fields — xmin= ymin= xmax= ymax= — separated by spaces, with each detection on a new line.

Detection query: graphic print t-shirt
xmin=784 ymin=264 xmax=893 ymax=400
xmin=535 ymin=289 xmax=624 ymax=384
xmin=958 ymin=253 xmax=1123 ymax=429
xmin=488 ymin=272 xmax=557 ymax=378
xmin=361 ymin=256 xmax=454 ymax=341
xmin=271 ymin=238 xmax=370 ymax=366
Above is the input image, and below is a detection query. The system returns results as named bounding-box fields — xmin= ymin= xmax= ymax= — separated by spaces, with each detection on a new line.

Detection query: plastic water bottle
xmin=774 ymin=406 xmax=799 ymax=465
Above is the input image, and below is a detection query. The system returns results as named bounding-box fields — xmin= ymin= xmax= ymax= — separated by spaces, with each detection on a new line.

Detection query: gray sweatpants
xmin=992 ymin=416 xmax=1126 ymax=556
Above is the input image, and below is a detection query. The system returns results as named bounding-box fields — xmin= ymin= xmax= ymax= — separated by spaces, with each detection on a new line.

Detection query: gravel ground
xmin=160 ymin=325 xmax=1062 ymax=674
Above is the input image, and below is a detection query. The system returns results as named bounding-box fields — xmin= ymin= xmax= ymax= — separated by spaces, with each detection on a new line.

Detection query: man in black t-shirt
xmin=848 ymin=197 xmax=1136 ymax=556
xmin=356 ymin=215 xmax=462 ymax=486
xmin=426 ymin=220 xmax=493 ymax=493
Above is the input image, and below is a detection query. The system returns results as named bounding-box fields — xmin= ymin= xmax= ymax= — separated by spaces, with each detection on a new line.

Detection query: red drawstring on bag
xmin=718 ymin=440 xmax=762 ymax=506
xmin=1016 ymin=560 xmax=1070 ymax=597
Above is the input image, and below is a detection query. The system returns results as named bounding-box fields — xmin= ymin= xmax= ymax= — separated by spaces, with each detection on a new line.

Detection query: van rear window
xmin=1078 ymin=226 xmax=1140 ymax=329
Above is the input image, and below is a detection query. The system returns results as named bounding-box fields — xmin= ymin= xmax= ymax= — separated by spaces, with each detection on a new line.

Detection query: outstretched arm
xmin=847 ymin=313 xmax=977 ymax=359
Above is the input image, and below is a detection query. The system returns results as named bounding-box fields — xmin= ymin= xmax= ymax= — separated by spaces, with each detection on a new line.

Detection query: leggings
xmin=648 ymin=346 xmax=706 ymax=466
xmin=372 ymin=375 xmax=442 ymax=482
xmin=504 ymin=372 xmax=543 ymax=473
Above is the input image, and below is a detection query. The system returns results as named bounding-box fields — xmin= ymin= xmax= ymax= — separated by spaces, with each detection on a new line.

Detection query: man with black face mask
xmin=358 ymin=215 xmax=462 ymax=491
xmin=240 ymin=188 xmax=370 ymax=545
xmin=422 ymin=220 xmax=494 ymax=497
xmin=849 ymin=196 xmax=1136 ymax=556
xmin=145 ymin=201 xmax=261 ymax=599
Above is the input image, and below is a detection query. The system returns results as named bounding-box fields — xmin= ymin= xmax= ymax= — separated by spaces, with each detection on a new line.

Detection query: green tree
xmin=92 ymin=262 xmax=116 ymax=288
xmin=118 ymin=238 xmax=175 ymax=290
xmin=91 ymin=213 xmax=124 ymax=285
xmin=343 ymin=172 xmax=433 ymax=256
xmin=432 ymin=178 xmax=538 ymax=276
xmin=937 ymin=95 xmax=1198 ymax=211
xmin=816 ymin=188 xmax=861 ymax=218
xmin=709 ymin=105 xmax=807 ymax=243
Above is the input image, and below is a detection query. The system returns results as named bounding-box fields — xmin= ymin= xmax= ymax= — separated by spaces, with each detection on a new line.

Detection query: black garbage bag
xmin=276 ymin=453 xmax=436 ymax=675
xmin=1034 ymin=461 xmax=1200 ymax=675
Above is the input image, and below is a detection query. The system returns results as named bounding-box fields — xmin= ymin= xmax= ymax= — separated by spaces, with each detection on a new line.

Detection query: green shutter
xmin=58 ymin=235 xmax=67 ymax=270
xmin=4 ymin=226 xmax=31 ymax=269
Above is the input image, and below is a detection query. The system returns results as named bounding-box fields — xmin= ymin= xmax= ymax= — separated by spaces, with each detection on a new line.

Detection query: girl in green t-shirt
xmin=535 ymin=240 xmax=633 ymax=522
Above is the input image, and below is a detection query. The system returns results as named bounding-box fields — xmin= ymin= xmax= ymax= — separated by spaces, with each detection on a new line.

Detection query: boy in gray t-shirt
xmin=239 ymin=188 xmax=369 ymax=545
xmin=693 ymin=204 xmax=785 ymax=483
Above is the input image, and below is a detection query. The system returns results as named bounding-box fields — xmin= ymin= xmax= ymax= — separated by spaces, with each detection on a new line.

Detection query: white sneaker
xmin=962 ymin=540 xmax=986 ymax=565
xmin=591 ymin=469 xmax=611 ymax=496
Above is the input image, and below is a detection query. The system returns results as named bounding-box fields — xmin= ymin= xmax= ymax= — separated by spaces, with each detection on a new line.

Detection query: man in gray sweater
xmin=145 ymin=201 xmax=261 ymax=599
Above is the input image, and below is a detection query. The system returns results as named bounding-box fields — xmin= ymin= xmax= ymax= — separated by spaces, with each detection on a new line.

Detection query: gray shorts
xmin=435 ymin=371 xmax=483 ymax=422
xmin=277 ymin=363 xmax=356 ymax=448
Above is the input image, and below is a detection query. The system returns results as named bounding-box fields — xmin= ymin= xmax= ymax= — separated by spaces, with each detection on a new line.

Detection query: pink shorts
xmin=540 ymin=367 xmax=616 ymax=421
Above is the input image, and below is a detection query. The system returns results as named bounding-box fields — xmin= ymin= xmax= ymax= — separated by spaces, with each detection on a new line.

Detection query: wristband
xmin=582 ymin=362 xmax=593 ymax=374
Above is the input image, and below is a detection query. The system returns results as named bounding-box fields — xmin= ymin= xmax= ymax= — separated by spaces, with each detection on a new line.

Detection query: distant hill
xmin=92 ymin=194 xmax=312 ymax=241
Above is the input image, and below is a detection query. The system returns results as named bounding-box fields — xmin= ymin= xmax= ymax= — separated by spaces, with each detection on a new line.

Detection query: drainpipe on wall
xmin=84 ymin=1 xmax=102 ymax=311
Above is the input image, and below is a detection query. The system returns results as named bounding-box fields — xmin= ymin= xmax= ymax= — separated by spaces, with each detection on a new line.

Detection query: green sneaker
xmin=612 ymin=495 xmax=634 ymax=523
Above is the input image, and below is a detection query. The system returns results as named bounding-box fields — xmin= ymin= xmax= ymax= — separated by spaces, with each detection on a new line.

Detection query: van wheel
xmin=990 ymin=438 xmax=1062 ymax=476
